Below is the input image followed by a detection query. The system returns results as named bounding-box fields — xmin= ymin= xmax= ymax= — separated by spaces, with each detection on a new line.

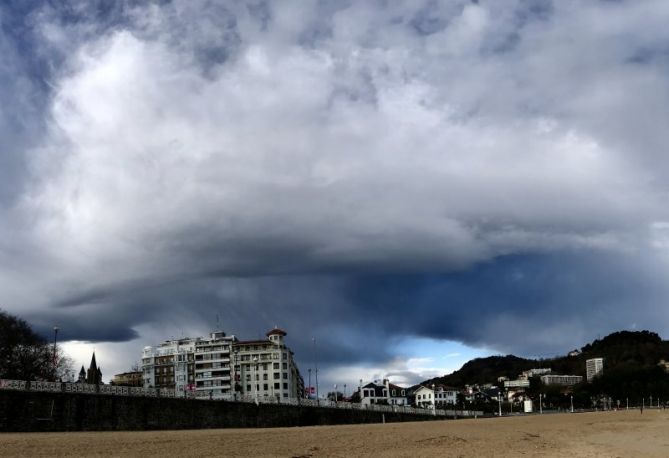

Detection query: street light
xmin=539 ymin=393 xmax=543 ymax=414
xmin=253 ymin=356 xmax=258 ymax=404
xmin=570 ymin=395 xmax=574 ymax=413
xmin=334 ymin=384 xmax=338 ymax=402
xmin=53 ymin=326 xmax=59 ymax=381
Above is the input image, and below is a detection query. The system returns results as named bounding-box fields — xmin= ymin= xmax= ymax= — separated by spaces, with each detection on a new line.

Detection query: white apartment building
xmin=540 ymin=374 xmax=583 ymax=386
xmin=194 ymin=332 xmax=237 ymax=398
xmin=586 ymin=358 xmax=604 ymax=382
xmin=232 ymin=328 xmax=304 ymax=400
xmin=142 ymin=337 xmax=196 ymax=396
xmin=142 ymin=328 xmax=303 ymax=400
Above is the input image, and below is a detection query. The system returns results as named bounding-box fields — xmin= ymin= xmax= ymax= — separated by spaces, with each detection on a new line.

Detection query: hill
xmin=420 ymin=331 xmax=669 ymax=395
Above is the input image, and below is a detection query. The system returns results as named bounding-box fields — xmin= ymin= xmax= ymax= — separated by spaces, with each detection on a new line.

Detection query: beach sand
xmin=2 ymin=409 xmax=668 ymax=457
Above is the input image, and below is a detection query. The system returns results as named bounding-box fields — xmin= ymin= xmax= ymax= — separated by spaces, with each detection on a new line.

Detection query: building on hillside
xmin=658 ymin=359 xmax=669 ymax=373
xmin=112 ymin=371 xmax=143 ymax=387
xmin=504 ymin=379 xmax=530 ymax=389
xmin=521 ymin=368 xmax=551 ymax=379
xmin=586 ymin=358 xmax=604 ymax=382
xmin=77 ymin=352 xmax=103 ymax=384
xmin=414 ymin=384 xmax=458 ymax=408
xmin=232 ymin=328 xmax=304 ymax=400
xmin=359 ymin=379 xmax=408 ymax=406
xmin=540 ymin=374 xmax=583 ymax=386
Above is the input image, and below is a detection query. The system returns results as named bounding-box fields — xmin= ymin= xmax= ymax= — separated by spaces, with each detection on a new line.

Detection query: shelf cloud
xmin=2 ymin=0 xmax=669 ymax=374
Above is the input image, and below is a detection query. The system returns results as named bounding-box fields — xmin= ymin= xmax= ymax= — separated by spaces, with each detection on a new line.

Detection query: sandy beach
xmin=1 ymin=409 xmax=668 ymax=457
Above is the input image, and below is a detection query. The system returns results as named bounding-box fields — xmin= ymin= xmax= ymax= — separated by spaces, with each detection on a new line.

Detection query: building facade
xmin=540 ymin=374 xmax=583 ymax=386
xmin=359 ymin=379 xmax=408 ymax=406
xmin=414 ymin=384 xmax=458 ymax=408
xmin=142 ymin=337 xmax=196 ymax=395
xmin=586 ymin=358 xmax=604 ymax=382
xmin=194 ymin=332 xmax=236 ymax=398
xmin=111 ymin=371 xmax=143 ymax=387
xmin=142 ymin=328 xmax=304 ymax=400
xmin=232 ymin=329 xmax=304 ymax=400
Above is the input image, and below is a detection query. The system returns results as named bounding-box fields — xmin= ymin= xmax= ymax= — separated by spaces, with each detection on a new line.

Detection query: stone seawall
xmin=0 ymin=390 xmax=444 ymax=432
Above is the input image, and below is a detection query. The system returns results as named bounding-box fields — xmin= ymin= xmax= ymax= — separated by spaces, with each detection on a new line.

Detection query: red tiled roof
xmin=266 ymin=328 xmax=287 ymax=336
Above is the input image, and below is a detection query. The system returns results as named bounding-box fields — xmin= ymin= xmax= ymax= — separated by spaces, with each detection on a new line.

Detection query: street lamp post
xmin=253 ymin=356 xmax=258 ymax=404
xmin=570 ymin=395 xmax=574 ymax=413
xmin=539 ymin=394 xmax=543 ymax=414
xmin=498 ymin=392 xmax=502 ymax=417
xmin=52 ymin=326 xmax=59 ymax=381
xmin=308 ymin=368 xmax=312 ymax=399
xmin=344 ymin=383 xmax=347 ymax=399
xmin=334 ymin=384 xmax=338 ymax=402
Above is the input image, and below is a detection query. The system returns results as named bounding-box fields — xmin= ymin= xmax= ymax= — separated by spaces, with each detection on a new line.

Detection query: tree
xmin=0 ymin=309 xmax=72 ymax=381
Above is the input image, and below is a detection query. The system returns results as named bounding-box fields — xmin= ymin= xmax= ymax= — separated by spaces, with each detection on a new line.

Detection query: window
xmin=263 ymin=374 xmax=268 ymax=381
xmin=392 ymin=390 xmax=395 ymax=396
xmin=283 ymin=383 xmax=288 ymax=390
xmin=263 ymin=384 xmax=268 ymax=391
xmin=283 ymin=373 xmax=288 ymax=379
xmin=282 ymin=363 xmax=287 ymax=370
xmin=274 ymin=382 xmax=280 ymax=389
xmin=274 ymin=372 xmax=280 ymax=379
xmin=246 ymin=384 xmax=251 ymax=392
xmin=273 ymin=362 xmax=280 ymax=369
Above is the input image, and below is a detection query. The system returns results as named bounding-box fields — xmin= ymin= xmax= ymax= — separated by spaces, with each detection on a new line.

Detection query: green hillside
xmin=420 ymin=331 xmax=669 ymax=402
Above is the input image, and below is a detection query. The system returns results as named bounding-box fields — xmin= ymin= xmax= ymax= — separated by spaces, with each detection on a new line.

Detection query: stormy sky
xmin=3 ymin=0 xmax=669 ymax=387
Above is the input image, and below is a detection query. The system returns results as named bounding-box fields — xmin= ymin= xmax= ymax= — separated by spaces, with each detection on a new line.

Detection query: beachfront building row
xmin=141 ymin=328 xmax=304 ymax=400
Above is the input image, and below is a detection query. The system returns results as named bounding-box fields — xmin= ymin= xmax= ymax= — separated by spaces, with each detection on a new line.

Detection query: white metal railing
xmin=0 ymin=379 xmax=483 ymax=418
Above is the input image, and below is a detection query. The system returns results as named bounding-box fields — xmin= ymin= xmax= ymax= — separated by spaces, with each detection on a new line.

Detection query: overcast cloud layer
xmin=3 ymin=0 xmax=669 ymax=383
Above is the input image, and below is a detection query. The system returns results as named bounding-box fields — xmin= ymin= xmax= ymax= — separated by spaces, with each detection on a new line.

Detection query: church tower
xmin=85 ymin=352 xmax=103 ymax=385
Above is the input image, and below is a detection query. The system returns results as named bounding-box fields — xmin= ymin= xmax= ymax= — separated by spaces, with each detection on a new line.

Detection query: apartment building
xmin=586 ymin=358 xmax=604 ymax=382
xmin=142 ymin=337 xmax=196 ymax=396
xmin=194 ymin=331 xmax=237 ymax=398
xmin=232 ymin=328 xmax=304 ymax=400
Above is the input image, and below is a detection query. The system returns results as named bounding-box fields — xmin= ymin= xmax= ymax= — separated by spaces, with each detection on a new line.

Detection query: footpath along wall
xmin=0 ymin=390 xmax=450 ymax=432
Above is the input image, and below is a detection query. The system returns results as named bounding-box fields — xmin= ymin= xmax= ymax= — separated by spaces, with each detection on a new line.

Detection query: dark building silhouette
xmin=76 ymin=352 xmax=103 ymax=385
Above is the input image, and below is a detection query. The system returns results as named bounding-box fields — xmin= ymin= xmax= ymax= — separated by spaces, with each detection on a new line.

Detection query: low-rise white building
xmin=540 ymin=374 xmax=583 ymax=386
xmin=414 ymin=384 xmax=458 ymax=408
xmin=360 ymin=379 xmax=408 ymax=406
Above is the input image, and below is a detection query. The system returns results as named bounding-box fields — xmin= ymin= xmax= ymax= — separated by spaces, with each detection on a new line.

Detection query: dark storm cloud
xmin=2 ymin=0 xmax=669 ymax=379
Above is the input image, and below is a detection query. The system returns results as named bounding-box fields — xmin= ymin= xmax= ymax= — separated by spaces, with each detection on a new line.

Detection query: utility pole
xmin=539 ymin=393 xmax=543 ymax=414
xmin=52 ymin=326 xmax=59 ymax=381
xmin=253 ymin=356 xmax=258 ymax=404
xmin=498 ymin=391 xmax=502 ymax=417
xmin=313 ymin=337 xmax=319 ymax=402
